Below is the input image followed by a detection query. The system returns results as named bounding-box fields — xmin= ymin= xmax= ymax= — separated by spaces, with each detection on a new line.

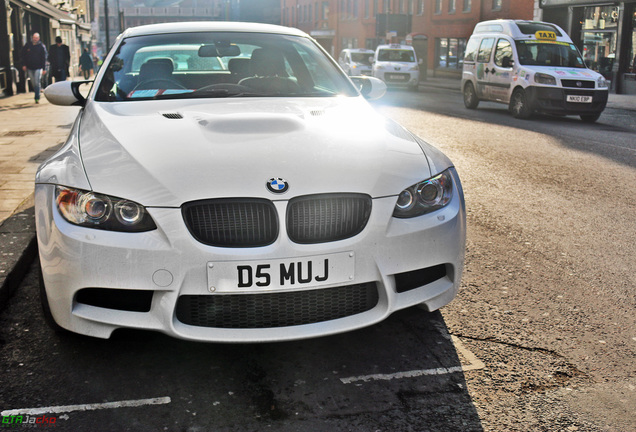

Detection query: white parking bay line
xmin=1 ymin=397 xmax=171 ymax=416
xmin=340 ymin=336 xmax=484 ymax=384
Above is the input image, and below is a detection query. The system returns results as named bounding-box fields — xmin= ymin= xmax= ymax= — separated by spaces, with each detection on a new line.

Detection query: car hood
xmin=376 ymin=62 xmax=417 ymax=69
xmin=79 ymin=97 xmax=432 ymax=207
xmin=522 ymin=66 xmax=603 ymax=80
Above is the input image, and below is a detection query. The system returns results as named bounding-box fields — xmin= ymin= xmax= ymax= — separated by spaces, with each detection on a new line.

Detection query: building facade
xmin=288 ymin=0 xmax=537 ymax=78
xmin=0 ymin=0 xmax=93 ymax=96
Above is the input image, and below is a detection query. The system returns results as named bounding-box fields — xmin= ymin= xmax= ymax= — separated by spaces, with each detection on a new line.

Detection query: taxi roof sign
xmin=535 ymin=31 xmax=557 ymax=41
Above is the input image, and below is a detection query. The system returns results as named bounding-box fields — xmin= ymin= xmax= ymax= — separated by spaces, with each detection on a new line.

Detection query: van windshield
xmin=515 ymin=41 xmax=586 ymax=68
xmin=377 ymin=49 xmax=415 ymax=62
xmin=351 ymin=53 xmax=372 ymax=65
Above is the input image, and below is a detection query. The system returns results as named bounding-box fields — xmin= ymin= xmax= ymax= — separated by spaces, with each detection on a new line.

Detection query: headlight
xmin=409 ymin=65 xmax=419 ymax=71
xmin=55 ymin=186 xmax=157 ymax=232
xmin=393 ymin=170 xmax=453 ymax=218
xmin=534 ymin=72 xmax=556 ymax=85
xmin=375 ymin=64 xmax=385 ymax=70
xmin=597 ymin=76 xmax=608 ymax=88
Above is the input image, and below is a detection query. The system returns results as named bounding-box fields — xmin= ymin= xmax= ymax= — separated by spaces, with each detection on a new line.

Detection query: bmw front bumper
xmin=35 ymin=169 xmax=466 ymax=342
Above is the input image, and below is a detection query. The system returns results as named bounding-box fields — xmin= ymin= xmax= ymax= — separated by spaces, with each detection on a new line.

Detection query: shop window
xmin=581 ymin=5 xmax=620 ymax=80
xmin=436 ymin=37 xmax=467 ymax=69
xmin=582 ymin=31 xmax=616 ymax=80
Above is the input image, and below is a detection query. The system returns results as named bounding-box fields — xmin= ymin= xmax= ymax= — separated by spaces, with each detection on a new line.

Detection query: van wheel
xmin=509 ymin=88 xmax=532 ymax=119
xmin=463 ymin=82 xmax=479 ymax=109
xmin=39 ymin=265 xmax=66 ymax=333
xmin=580 ymin=113 xmax=600 ymax=123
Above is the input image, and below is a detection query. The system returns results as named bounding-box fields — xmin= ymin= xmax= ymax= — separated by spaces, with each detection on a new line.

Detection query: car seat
xmin=239 ymin=49 xmax=300 ymax=93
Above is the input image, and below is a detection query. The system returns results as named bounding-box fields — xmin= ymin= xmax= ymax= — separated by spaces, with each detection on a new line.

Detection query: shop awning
xmin=9 ymin=0 xmax=75 ymax=23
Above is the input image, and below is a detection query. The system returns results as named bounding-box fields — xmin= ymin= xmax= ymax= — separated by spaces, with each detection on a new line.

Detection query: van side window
xmin=476 ymin=38 xmax=495 ymax=63
xmin=494 ymin=39 xmax=513 ymax=67
xmin=464 ymin=38 xmax=480 ymax=62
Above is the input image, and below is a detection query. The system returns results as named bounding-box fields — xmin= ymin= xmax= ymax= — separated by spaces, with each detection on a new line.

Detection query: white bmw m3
xmin=37 ymin=22 xmax=466 ymax=342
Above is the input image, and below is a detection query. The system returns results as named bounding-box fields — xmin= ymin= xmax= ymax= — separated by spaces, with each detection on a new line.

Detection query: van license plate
xmin=207 ymin=252 xmax=355 ymax=293
xmin=567 ymin=95 xmax=592 ymax=103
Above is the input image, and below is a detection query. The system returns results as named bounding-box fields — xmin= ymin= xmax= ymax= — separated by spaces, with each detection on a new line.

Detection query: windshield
xmin=514 ymin=41 xmax=586 ymax=68
xmin=351 ymin=53 xmax=372 ymax=65
xmin=95 ymin=32 xmax=358 ymax=101
xmin=377 ymin=49 xmax=415 ymax=63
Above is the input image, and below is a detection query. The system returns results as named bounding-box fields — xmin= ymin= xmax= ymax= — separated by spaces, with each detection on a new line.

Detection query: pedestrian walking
xmin=79 ymin=48 xmax=94 ymax=79
xmin=48 ymin=36 xmax=71 ymax=82
xmin=20 ymin=32 xmax=47 ymax=104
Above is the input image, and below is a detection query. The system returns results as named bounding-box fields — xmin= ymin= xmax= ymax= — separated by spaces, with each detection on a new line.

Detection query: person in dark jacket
xmin=79 ymin=48 xmax=94 ymax=79
xmin=48 ymin=36 xmax=71 ymax=82
xmin=21 ymin=33 xmax=47 ymax=103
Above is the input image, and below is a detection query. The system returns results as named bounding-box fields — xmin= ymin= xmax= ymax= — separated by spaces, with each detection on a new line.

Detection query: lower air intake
xmin=176 ymin=283 xmax=378 ymax=328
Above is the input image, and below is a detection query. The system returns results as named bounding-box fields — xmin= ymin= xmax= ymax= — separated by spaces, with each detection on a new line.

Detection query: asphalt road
xmin=0 ymin=88 xmax=634 ymax=431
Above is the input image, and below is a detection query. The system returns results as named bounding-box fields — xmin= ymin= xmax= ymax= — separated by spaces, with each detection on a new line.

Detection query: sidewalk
xmin=0 ymin=78 xmax=635 ymax=311
xmin=0 ymin=90 xmax=81 ymax=309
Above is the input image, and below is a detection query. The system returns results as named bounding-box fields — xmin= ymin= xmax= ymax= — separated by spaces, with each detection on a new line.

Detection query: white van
xmin=372 ymin=44 xmax=419 ymax=90
xmin=338 ymin=48 xmax=375 ymax=76
xmin=461 ymin=20 xmax=609 ymax=122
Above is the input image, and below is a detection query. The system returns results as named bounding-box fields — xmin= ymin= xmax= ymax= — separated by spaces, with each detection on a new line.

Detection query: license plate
xmin=567 ymin=95 xmax=592 ymax=103
xmin=207 ymin=252 xmax=355 ymax=293
xmin=389 ymin=74 xmax=406 ymax=80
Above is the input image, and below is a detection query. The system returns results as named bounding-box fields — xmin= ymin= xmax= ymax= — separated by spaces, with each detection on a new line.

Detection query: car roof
xmin=122 ymin=21 xmax=309 ymax=39
xmin=472 ymin=19 xmax=572 ymax=43
xmin=376 ymin=44 xmax=414 ymax=50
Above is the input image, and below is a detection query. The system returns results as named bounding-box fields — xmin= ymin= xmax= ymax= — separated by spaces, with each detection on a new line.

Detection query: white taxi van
xmin=461 ymin=20 xmax=609 ymax=122
xmin=372 ymin=44 xmax=419 ymax=90
xmin=338 ymin=48 xmax=375 ymax=76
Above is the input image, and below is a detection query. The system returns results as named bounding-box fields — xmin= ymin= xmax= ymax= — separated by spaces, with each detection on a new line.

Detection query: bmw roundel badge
xmin=267 ymin=178 xmax=289 ymax=194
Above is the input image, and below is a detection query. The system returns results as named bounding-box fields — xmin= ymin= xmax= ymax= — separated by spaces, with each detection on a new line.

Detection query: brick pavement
xmin=0 ymin=91 xmax=81 ymax=223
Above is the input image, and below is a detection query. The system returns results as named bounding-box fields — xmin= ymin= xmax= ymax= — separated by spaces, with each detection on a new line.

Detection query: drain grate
xmin=3 ymin=130 xmax=43 ymax=137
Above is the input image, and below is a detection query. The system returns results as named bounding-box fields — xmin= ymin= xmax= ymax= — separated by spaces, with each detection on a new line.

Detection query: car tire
xmin=39 ymin=265 xmax=66 ymax=333
xmin=463 ymin=82 xmax=479 ymax=109
xmin=509 ymin=88 xmax=532 ymax=119
xmin=580 ymin=113 xmax=601 ymax=123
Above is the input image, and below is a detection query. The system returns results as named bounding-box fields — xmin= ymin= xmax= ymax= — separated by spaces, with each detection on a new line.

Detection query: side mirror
xmin=43 ymin=80 xmax=92 ymax=106
xmin=350 ymin=76 xmax=387 ymax=100
xmin=502 ymin=56 xmax=514 ymax=68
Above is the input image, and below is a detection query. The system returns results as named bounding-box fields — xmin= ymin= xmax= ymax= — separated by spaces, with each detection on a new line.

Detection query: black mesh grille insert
xmin=182 ymin=199 xmax=278 ymax=247
xmin=561 ymin=79 xmax=595 ymax=89
xmin=175 ymin=283 xmax=378 ymax=328
xmin=287 ymin=194 xmax=372 ymax=244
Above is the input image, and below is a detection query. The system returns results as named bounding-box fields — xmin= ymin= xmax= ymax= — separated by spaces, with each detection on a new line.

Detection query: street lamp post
xmin=104 ymin=0 xmax=110 ymax=49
